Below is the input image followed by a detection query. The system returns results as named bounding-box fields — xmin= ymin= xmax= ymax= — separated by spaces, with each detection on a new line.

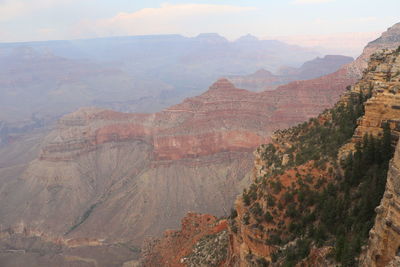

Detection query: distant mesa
xmin=235 ymin=34 xmax=260 ymax=42
xmin=228 ymin=54 xmax=353 ymax=91
xmin=208 ymin=78 xmax=237 ymax=91
xmin=194 ymin=33 xmax=228 ymax=42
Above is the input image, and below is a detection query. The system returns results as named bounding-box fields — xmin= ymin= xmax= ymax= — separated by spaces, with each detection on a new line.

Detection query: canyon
xmin=0 ymin=65 xmax=356 ymax=266
xmin=0 ymin=33 xmax=322 ymax=130
xmin=141 ymin=23 xmax=400 ymax=266
xmin=225 ymin=47 xmax=400 ymax=266
xmin=0 ymin=22 xmax=400 ymax=267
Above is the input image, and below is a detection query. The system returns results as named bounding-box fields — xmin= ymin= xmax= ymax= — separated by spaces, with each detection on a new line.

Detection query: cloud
xmin=293 ymin=0 xmax=334 ymax=4
xmin=0 ymin=0 xmax=82 ymax=21
xmin=70 ymin=3 xmax=256 ymax=38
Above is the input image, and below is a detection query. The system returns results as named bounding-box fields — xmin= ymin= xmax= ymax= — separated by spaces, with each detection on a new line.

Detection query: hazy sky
xmin=0 ymin=0 xmax=399 ymax=45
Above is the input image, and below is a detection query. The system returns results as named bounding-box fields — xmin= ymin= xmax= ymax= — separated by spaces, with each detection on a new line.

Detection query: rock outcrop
xmin=227 ymin=47 xmax=400 ymax=267
xmin=362 ymin=140 xmax=400 ymax=267
xmin=352 ymin=49 xmax=400 ymax=143
xmin=345 ymin=22 xmax=400 ymax=78
xmin=360 ymin=49 xmax=400 ymax=266
xmin=141 ymin=213 xmax=228 ymax=267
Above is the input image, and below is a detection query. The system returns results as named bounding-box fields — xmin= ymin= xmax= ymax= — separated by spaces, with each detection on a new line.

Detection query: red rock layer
xmin=141 ymin=213 xmax=228 ymax=267
xmin=138 ymin=22 xmax=400 ymax=266
xmin=41 ymin=74 xmax=356 ymax=163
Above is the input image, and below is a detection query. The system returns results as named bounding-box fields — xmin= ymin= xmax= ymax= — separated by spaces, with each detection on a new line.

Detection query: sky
xmin=0 ymin=0 xmax=399 ymax=54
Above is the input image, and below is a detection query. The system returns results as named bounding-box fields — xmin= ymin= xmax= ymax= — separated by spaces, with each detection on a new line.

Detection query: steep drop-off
xmin=362 ymin=140 xmax=400 ymax=267
xmin=1 ymin=22 xmax=400 ymax=267
xmin=142 ymin=31 xmax=400 ymax=266
xmin=0 ymin=75 xmax=342 ymax=248
xmin=227 ymin=47 xmax=400 ymax=267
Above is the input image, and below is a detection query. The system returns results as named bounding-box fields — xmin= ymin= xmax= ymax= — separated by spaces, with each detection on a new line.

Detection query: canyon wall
xmin=228 ymin=47 xmax=400 ymax=267
xmin=1 ymin=22 xmax=399 ymax=267
xmin=0 ymin=66 xmax=359 ymax=266
xmin=362 ymin=140 xmax=400 ymax=267
xmin=0 ymin=76 xmax=341 ymax=247
xmin=138 ymin=23 xmax=400 ymax=266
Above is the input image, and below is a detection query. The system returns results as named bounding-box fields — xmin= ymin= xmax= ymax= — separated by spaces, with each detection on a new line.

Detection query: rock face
xmin=352 ymin=49 xmax=400 ymax=143
xmin=360 ymin=49 xmax=400 ymax=266
xmin=141 ymin=43 xmax=400 ymax=267
xmin=138 ymin=42 xmax=400 ymax=267
xmin=0 ymin=77 xmax=343 ymax=248
xmin=346 ymin=22 xmax=400 ymax=78
xmin=140 ymin=213 xmax=228 ymax=267
xmin=362 ymin=141 xmax=400 ymax=267
xmin=227 ymin=47 xmax=400 ymax=267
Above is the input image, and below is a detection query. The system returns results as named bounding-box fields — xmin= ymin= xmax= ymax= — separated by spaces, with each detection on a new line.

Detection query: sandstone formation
xmin=345 ymin=22 xmax=400 ymax=78
xmin=228 ymin=47 xmax=400 ymax=267
xmin=352 ymin=49 xmax=400 ymax=143
xmin=362 ymin=141 xmax=400 ymax=267
xmin=141 ymin=213 xmax=228 ymax=267
xmin=0 ymin=76 xmax=340 ymax=248
xmin=360 ymin=49 xmax=400 ymax=266
xmin=142 ymin=30 xmax=400 ymax=266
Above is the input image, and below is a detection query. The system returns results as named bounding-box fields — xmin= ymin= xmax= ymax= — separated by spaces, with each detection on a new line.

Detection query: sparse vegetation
xmin=66 ymin=203 xmax=98 ymax=235
xmin=236 ymin=87 xmax=395 ymax=266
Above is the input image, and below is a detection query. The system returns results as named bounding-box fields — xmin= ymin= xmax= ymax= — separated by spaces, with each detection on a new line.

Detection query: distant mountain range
xmin=228 ymin=55 xmax=353 ymax=91
xmin=0 ymin=33 xmax=322 ymax=123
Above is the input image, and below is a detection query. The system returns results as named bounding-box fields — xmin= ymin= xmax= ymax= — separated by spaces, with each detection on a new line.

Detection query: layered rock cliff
xmin=227 ymin=47 xmax=400 ymax=267
xmin=0 ymin=76 xmax=341 ymax=248
xmin=362 ymin=140 xmax=400 ymax=267
xmin=141 ymin=213 xmax=228 ymax=267
xmin=360 ymin=48 xmax=400 ymax=266
xmin=138 ymin=23 xmax=400 ymax=267
xmin=346 ymin=22 xmax=400 ymax=78
xmin=0 ymin=62 xmax=360 ymax=266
